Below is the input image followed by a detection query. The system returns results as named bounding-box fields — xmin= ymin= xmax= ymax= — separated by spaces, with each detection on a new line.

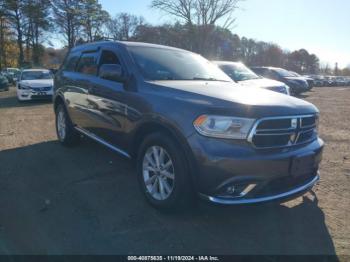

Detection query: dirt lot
xmin=0 ymin=86 xmax=349 ymax=256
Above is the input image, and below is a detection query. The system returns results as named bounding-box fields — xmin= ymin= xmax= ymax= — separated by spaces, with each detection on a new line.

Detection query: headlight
xmin=18 ymin=85 xmax=30 ymax=90
xmin=284 ymin=84 xmax=291 ymax=95
xmin=193 ymin=115 xmax=256 ymax=139
xmin=315 ymin=114 xmax=320 ymax=130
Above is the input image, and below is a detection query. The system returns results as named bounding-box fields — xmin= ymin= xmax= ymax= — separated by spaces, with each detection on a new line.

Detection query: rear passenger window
xmin=76 ymin=52 xmax=99 ymax=76
xmin=62 ymin=53 xmax=80 ymax=72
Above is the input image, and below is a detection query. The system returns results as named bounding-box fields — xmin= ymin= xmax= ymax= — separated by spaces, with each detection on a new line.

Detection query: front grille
xmin=31 ymin=86 xmax=52 ymax=91
xmin=248 ymin=115 xmax=318 ymax=149
xmin=31 ymin=95 xmax=52 ymax=100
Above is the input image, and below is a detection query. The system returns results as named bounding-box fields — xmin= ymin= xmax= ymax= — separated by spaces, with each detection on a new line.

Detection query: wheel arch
xmin=53 ymin=94 xmax=65 ymax=113
xmin=130 ymin=121 xmax=199 ymax=189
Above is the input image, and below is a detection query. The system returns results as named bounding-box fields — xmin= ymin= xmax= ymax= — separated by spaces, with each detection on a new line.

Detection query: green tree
xmin=51 ymin=0 xmax=83 ymax=49
xmin=3 ymin=0 xmax=26 ymax=66
xmin=23 ymin=0 xmax=51 ymax=65
xmin=81 ymin=0 xmax=110 ymax=42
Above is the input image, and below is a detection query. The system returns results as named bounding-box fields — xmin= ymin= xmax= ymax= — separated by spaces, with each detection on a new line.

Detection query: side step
xmin=75 ymin=127 xmax=131 ymax=159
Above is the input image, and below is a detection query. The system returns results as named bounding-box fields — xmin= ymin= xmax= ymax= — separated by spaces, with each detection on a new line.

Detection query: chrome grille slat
xmin=254 ymin=132 xmax=295 ymax=136
xmin=256 ymin=127 xmax=296 ymax=133
xmin=248 ymin=115 xmax=318 ymax=149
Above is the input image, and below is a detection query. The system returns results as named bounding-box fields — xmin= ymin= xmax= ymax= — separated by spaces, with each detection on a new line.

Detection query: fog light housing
xmin=220 ymin=183 xmax=257 ymax=198
xmin=226 ymin=186 xmax=235 ymax=194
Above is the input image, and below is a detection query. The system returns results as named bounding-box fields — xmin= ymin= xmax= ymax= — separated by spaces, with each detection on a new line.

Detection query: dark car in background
xmin=1 ymin=68 xmax=20 ymax=84
xmin=0 ymin=73 xmax=10 ymax=91
xmin=54 ymin=41 xmax=323 ymax=209
xmin=289 ymin=71 xmax=314 ymax=90
xmin=251 ymin=67 xmax=310 ymax=95
xmin=324 ymin=76 xmax=334 ymax=86
xmin=336 ymin=76 xmax=347 ymax=86
xmin=305 ymin=75 xmax=325 ymax=87
xmin=213 ymin=61 xmax=290 ymax=95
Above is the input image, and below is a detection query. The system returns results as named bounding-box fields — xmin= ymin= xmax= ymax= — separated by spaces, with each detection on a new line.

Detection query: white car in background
xmin=17 ymin=69 xmax=54 ymax=101
xmin=213 ymin=61 xmax=290 ymax=95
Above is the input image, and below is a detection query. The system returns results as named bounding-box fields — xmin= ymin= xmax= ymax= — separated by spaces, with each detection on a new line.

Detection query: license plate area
xmin=33 ymin=91 xmax=46 ymax=96
xmin=290 ymin=153 xmax=316 ymax=177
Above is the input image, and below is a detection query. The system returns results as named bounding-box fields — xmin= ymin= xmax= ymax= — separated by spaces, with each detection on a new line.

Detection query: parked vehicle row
xmin=250 ymin=67 xmax=311 ymax=95
xmin=304 ymin=75 xmax=350 ymax=87
xmin=53 ymin=41 xmax=323 ymax=209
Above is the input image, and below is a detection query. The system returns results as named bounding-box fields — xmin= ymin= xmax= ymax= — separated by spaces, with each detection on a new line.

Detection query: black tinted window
xmin=63 ymin=53 xmax=80 ymax=72
xmin=251 ymin=68 xmax=265 ymax=75
xmin=99 ymin=50 xmax=120 ymax=65
xmin=128 ymin=46 xmax=231 ymax=81
xmin=76 ymin=52 xmax=99 ymax=76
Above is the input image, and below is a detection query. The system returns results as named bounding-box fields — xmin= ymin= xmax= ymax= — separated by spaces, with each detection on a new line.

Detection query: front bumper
xmin=17 ymin=89 xmax=53 ymax=101
xmin=187 ymin=133 xmax=324 ymax=205
xmin=200 ymin=173 xmax=319 ymax=205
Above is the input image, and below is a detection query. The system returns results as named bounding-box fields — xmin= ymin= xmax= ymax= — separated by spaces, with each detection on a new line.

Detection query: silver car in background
xmin=213 ymin=61 xmax=290 ymax=95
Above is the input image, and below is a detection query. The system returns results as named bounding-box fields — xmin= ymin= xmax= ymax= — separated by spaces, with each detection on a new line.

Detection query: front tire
xmin=137 ymin=132 xmax=192 ymax=209
xmin=55 ymin=104 xmax=80 ymax=146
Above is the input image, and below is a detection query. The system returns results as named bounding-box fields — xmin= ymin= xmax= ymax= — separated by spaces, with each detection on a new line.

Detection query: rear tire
xmin=55 ymin=104 xmax=80 ymax=146
xmin=136 ymin=132 xmax=193 ymax=209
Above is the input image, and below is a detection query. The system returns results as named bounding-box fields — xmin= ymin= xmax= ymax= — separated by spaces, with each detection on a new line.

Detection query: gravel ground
xmin=0 ymin=86 xmax=349 ymax=257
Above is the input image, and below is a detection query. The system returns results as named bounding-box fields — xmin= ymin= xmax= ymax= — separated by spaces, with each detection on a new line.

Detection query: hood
xmin=19 ymin=79 xmax=53 ymax=87
xmin=238 ymin=78 xmax=285 ymax=89
xmin=147 ymin=80 xmax=318 ymax=117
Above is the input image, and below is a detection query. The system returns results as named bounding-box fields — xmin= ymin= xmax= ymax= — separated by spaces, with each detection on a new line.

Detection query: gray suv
xmin=53 ymin=41 xmax=324 ymax=209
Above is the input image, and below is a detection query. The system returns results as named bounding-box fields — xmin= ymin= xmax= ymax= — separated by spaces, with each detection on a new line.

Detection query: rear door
xmin=66 ymin=50 xmax=101 ymax=129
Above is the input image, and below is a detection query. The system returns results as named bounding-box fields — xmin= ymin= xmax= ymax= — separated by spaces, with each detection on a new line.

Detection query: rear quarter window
xmin=62 ymin=52 xmax=80 ymax=72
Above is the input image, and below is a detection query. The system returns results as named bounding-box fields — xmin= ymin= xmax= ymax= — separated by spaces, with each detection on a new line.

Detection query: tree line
xmin=0 ymin=0 xmax=349 ymax=75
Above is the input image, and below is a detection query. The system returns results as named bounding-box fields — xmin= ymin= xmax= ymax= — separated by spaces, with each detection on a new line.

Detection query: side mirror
xmin=99 ymin=64 xmax=124 ymax=83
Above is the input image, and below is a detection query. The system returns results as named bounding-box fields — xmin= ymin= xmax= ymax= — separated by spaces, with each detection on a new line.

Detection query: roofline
xmin=21 ymin=69 xmax=50 ymax=72
xmin=212 ymin=60 xmax=242 ymax=65
xmin=70 ymin=40 xmax=195 ymax=54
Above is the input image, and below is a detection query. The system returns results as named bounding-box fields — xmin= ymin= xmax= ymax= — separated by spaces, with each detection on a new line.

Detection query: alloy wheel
xmin=142 ymin=146 xmax=175 ymax=201
xmin=57 ymin=109 xmax=66 ymax=141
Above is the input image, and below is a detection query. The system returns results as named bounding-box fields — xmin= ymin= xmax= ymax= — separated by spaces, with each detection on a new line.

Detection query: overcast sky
xmin=99 ymin=0 xmax=350 ymax=68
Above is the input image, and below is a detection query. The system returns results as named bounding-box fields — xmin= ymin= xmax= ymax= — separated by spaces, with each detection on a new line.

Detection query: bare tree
xmin=151 ymin=0 xmax=241 ymax=55
xmin=151 ymin=0 xmax=240 ymax=28
xmin=107 ymin=13 xmax=144 ymax=41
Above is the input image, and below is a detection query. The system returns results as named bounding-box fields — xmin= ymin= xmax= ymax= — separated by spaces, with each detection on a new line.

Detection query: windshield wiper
xmin=192 ymin=77 xmax=230 ymax=82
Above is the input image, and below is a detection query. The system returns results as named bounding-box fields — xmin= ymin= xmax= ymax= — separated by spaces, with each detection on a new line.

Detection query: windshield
xmin=219 ymin=63 xmax=260 ymax=81
xmin=8 ymin=69 xmax=19 ymax=74
xmin=21 ymin=71 xmax=53 ymax=80
xmin=289 ymin=71 xmax=301 ymax=77
xmin=274 ymin=68 xmax=296 ymax=77
xmin=128 ymin=46 xmax=232 ymax=82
